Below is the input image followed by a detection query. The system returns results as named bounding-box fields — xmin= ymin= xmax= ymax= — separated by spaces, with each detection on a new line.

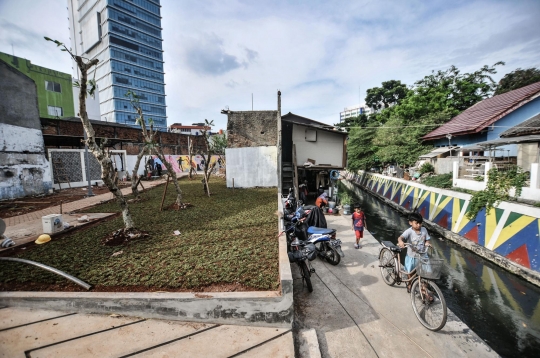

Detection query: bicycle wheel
xmin=379 ymin=248 xmax=397 ymax=286
xmin=410 ymin=278 xmax=447 ymax=331
xmin=300 ymin=261 xmax=313 ymax=292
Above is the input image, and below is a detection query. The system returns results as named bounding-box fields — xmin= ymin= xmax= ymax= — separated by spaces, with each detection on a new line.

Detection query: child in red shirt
xmin=351 ymin=203 xmax=367 ymax=249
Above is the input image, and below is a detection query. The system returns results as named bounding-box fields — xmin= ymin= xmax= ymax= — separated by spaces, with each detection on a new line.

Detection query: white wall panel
xmin=225 ymin=146 xmax=278 ymax=188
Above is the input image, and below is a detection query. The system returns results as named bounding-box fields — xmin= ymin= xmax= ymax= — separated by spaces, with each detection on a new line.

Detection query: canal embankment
xmin=342 ymin=171 xmax=540 ymax=287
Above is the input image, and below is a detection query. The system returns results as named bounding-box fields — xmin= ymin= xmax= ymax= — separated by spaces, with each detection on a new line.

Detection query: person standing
xmin=351 ymin=203 xmax=367 ymax=249
xmin=177 ymin=156 xmax=184 ymax=172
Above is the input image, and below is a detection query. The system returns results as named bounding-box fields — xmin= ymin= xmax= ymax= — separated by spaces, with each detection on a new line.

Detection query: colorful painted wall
xmin=345 ymin=171 xmax=540 ymax=273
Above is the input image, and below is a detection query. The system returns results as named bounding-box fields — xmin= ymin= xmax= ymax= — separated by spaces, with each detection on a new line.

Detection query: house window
xmin=45 ymin=81 xmax=61 ymax=93
xmin=305 ymin=129 xmax=317 ymax=142
xmin=47 ymin=105 xmax=63 ymax=117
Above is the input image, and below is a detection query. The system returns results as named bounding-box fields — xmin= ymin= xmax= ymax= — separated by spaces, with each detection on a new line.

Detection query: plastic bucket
xmin=328 ymin=201 xmax=336 ymax=208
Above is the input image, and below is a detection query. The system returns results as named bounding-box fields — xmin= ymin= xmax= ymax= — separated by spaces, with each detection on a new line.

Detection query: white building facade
xmin=67 ymin=0 xmax=167 ymax=130
xmin=339 ymin=104 xmax=372 ymax=122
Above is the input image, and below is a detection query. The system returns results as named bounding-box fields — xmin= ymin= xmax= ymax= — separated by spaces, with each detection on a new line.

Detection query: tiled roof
xmin=500 ymin=113 xmax=540 ymax=137
xmin=422 ymin=81 xmax=540 ymax=140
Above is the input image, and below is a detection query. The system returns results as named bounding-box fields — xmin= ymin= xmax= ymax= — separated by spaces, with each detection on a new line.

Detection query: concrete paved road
xmin=0 ymin=306 xmax=294 ymax=357
xmin=292 ymin=213 xmax=498 ymax=358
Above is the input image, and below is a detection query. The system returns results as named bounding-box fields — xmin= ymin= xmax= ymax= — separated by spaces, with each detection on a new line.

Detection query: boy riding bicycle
xmin=397 ymin=212 xmax=431 ymax=291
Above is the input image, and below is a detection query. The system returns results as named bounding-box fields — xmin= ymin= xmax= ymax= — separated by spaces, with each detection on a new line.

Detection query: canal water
xmin=341 ymin=181 xmax=540 ymax=357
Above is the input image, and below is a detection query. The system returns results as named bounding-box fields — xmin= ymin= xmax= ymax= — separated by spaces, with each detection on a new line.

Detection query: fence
xmin=48 ymin=149 xmax=127 ymax=189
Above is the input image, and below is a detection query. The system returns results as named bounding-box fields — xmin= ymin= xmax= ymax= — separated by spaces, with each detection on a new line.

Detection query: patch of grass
xmin=0 ymin=178 xmax=279 ymax=291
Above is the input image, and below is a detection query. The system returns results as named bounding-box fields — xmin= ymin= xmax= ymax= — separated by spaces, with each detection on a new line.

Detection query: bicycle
xmin=378 ymin=240 xmax=447 ymax=331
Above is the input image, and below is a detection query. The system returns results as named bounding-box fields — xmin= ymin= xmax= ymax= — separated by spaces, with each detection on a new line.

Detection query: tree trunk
xmin=153 ymin=148 xmax=183 ymax=205
xmin=76 ymin=56 xmax=135 ymax=229
xmin=131 ymin=146 xmax=147 ymax=199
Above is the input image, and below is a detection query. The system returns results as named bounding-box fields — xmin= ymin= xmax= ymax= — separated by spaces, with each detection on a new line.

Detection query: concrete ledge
xmin=0 ymin=193 xmax=294 ymax=328
xmin=344 ymin=179 xmax=540 ymax=287
xmin=298 ymin=329 xmax=322 ymax=358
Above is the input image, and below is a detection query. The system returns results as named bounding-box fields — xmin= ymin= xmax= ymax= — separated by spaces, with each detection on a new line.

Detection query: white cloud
xmin=1 ymin=0 xmax=539 ymax=130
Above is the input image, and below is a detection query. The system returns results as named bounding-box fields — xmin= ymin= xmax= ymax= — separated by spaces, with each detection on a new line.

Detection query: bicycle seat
xmin=382 ymin=240 xmax=401 ymax=252
xmin=307 ymin=227 xmax=336 ymax=235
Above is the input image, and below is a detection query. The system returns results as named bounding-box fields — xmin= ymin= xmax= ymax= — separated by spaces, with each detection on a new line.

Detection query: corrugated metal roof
xmin=461 ymin=135 xmax=540 ymax=148
xmin=419 ymin=146 xmax=460 ymax=158
xmin=500 ymin=113 xmax=540 ymax=137
xmin=422 ymin=81 xmax=540 ymax=140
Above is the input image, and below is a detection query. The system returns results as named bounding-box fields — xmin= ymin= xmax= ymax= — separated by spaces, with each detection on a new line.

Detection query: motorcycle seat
xmin=307 ymin=227 xmax=335 ymax=235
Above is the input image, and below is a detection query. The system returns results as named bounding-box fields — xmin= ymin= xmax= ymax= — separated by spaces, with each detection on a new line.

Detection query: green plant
xmin=338 ymin=191 xmax=353 ymax=205
xmin=422 ymin=173 xmax=453 ymax=189
xmin=419 ymin=162 xmax=435 ymax=175
xmin=466 ymin=166 xmax=528 ymax=219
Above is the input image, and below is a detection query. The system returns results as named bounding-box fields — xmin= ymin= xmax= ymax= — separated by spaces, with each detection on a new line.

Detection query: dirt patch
xmin=102 ymin=228 xmax=150 ymax=246
xmin=0 ymin=183 xmax=131 ymax=218
xmin=166 ymin=202 xmax=194 ymax=211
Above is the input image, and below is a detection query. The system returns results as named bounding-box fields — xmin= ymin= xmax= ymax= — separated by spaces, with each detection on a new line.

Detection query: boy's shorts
xmin=355 ymin=229 xmax=364 ymax=239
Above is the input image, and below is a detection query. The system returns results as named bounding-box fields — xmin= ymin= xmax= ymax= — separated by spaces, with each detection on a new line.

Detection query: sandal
xmin=406 ymin=282 xmax=412 ymax=293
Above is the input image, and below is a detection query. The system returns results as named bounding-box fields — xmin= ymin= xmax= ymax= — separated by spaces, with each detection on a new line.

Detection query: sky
xmin=1 ymin=0 xmax=539 ymax=130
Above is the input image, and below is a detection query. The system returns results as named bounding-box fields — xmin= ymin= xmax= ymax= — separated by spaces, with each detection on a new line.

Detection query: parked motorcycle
xmin=284 ymin=204 xmax=344 ymax=265
xmin=306 ymin=226 xmax=344 ymax=266
xmin=285 ymin=217 xmax=316 ymax=292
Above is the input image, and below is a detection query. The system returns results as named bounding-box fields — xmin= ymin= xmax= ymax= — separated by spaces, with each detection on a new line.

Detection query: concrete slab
xmin=0 ymin=307 xmax=69 ymax=331
xmin=240 ymin=331 xmax=295 ymax=358
xmin=134 ymin=325 xmax=290 ymax=357
xmin=1 ymin=213 xmax=115 ymax=251
xmin=0 ymin=311 xmax=139 ymax=358
xmin=30 ymin=319 xmax=212 ymax=357
xmin=295 ymin=213 xmax=497 ymax=358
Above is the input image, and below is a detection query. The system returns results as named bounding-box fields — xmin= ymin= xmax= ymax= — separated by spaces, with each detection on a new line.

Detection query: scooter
xmin=285 ymin=205 xmax=344 ymax=265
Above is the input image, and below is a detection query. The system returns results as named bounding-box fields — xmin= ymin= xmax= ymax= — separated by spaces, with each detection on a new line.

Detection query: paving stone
xmin=0 ymin=307 xmax=66 ymax=331
xmin=0 ymin=311 xmax=138 ymax=358
xmin=135 ymin=325 xmax=290 ymax=358
xmin=30 ymin=319 xmax=212 ymax=358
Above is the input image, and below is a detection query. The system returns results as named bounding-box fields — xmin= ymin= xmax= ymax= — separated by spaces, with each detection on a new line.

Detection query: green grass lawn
xmin=0 ymin=178 xmax=280 ymax=292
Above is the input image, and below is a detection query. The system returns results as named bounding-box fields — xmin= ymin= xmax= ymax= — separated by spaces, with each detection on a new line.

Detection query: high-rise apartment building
xmin=67 ymin=0 xmax=167 ymax=130
xmin=339 ymin=105 xmax=371 ymax=123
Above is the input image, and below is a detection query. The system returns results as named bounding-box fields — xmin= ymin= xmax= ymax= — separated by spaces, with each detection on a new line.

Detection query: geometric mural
xmin=346 ymin=171 xmax=540 ymax=272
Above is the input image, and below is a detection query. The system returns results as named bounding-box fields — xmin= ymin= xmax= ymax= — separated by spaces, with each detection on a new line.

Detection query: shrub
xmin=419 ymin=162 xmax=435 ymax=174
xmin=422 ymin=173 xmax=453 ymax=189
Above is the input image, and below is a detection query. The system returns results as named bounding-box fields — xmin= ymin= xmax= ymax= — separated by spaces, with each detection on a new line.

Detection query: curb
xmin=298 ymin=329 xmax=322 ymax=358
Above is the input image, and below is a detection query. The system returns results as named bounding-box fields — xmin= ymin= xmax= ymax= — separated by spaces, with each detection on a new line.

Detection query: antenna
xmin=11 ymin=43 xmax=14 ymax=56
xmin=252 ymin=93 xmax=253 ymax=110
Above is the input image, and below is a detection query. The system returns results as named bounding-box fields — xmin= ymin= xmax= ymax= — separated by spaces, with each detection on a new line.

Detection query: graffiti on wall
xmin=146 ymin=155 xmax=225 ymax=174
xmin=346 ymin=171 xmax=540 ymax=272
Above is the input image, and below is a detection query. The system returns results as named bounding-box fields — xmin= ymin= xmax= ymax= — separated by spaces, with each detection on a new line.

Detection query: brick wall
xmin=41 ymin=118 xmax=206 ymax=155
xmin=225 ymin=111 xmax=278 ymax=148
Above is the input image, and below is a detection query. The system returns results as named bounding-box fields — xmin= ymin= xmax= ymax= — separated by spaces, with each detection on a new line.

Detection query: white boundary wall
xmin=48 ymin=149 xmax=127 ymax=189
xmin=226 ymin=146 xmax=278 ymax=188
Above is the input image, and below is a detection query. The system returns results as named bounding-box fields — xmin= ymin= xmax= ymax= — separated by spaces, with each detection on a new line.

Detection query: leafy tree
xmin=365 ymin=80 xmax=409 ymax=111
xmin=346 ymin=118 xmax=380 ymax=171
xmin=372 ymin=111 xmax=451 ymax=166
xmin=494 ymin=68 xmax=540 ymax=95
xmin=393 ymin=63 xmax=504 ymax=122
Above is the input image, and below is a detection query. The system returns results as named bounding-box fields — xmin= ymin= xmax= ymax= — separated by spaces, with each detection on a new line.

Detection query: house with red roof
xmin=422 ymin=81 xmax=540 ymax=159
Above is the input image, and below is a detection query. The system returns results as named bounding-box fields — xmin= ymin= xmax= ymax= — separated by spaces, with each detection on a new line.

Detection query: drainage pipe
xmin=0 ymin=257 xmax=92 ymax=290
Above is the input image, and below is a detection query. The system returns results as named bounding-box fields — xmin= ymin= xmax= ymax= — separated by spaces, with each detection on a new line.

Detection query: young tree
xmin=45 ymin=37 xmax=135 ymax=229
xmin=125 ymin=91 xmax=184 ymax=207
xmin=198 ymin=119 xmax=215 ymax=195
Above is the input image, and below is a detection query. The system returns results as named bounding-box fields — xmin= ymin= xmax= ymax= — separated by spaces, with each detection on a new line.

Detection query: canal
xmin=341 ymin=181 xmax=540 ymax=357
